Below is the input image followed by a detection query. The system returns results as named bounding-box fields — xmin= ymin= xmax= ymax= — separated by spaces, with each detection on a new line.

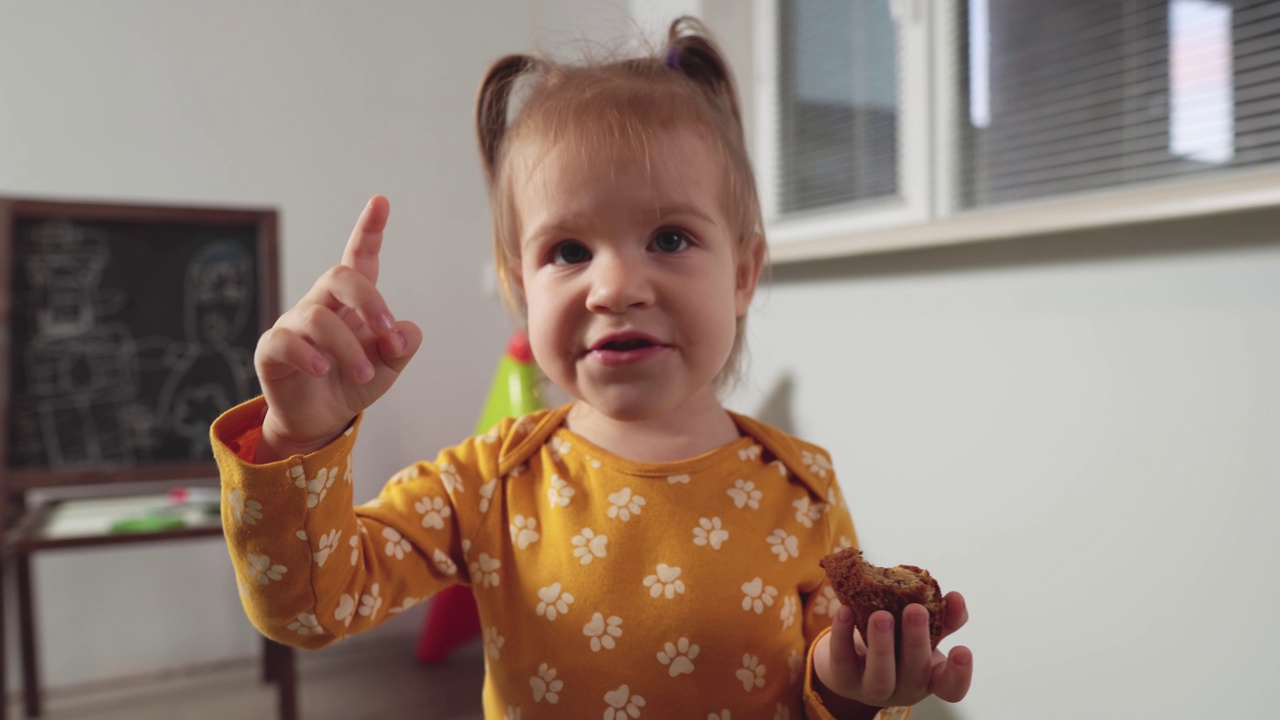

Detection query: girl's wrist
xmin=256 ymin=415 xmax=349 ymax=463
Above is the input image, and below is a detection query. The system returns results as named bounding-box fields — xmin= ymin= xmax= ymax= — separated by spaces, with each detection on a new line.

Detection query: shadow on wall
xmin=768 ymin=206 xmax=1280 ymax=284
xmin=751 ymin=372 xmax=796 ymax=436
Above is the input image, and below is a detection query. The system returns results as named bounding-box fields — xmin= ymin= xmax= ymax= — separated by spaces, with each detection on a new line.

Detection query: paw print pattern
xmin=603 ymin=684 xmax=645 ymax=719
xmin=382 ymin=528 xmax=411 ymax=559
xmin=643 ymin=564 xmax=685 ymax=599
xmin=388 ymin=597 xmax=423 ymax=615
xmin=486 ymin=626 xmax=505 ymax=659
xmin=348 ymin=534 xmax=360 ymax=565
xmin=479 ymin=479 xmax=497 ymax=512
xmin=247 ymin=554 xmax=287 ymax=585
xmin=667 ymin=474 xmax=690 ymax=485
xmin=432 ymin=545 xmax=458 ymax=573
xmin=736 ymin=654 xmax=766 ymax=692
xmin=530 ymin=663 xmax=562 ymax=704
xmin=389 ymin=464 xmax=422 ymax=485
xmin=788 ymin=650 xmax=803 ymax=685
xmin=692 ymin=517 xmax=728 ymax=549
xmin=791 ymin=497 xmax=824 ymax=528
xmin=812 ymin=586 xmax=839 ymax=617
xmin=801 ymin=450 xmax=832 ymax=478
xmin=606 ymin=487 xmax=645 ymax=521
xmin=227 ymin=488 xmax=262 ymax=525
xmin=334 ymin=593 xmax=357 ymax=627
xmin=512 ymin=415 xmax=535 ymax=438
xmin=510 ymin=515 xmax=540 ymax=550
xmin=547 ymin=474 xmax=575 ymax=508
xmin=826 ymin=484 xmax=846 ymax=512
xmin=358 ymin=584 xmax=383 ymax=618
xmin=549 ymin=436 xmax=571 ymax=461
xmin=583 ymin=612 xmax=623 ymax=652
xmin=774 ymin=704 xmax=791 ymax=720
xmin=471 ymin=554 xmax=501 ymax=588
xmin=708 ymin=712 xmax=731 ymax=720
xmin=293 ymin=465 xmax=337 ymax=508
xmin=767 ymin=529 xmax=800 ymax=562
xmin=780 ymin=595 xmax=799 ymax=629
xmin=536 ymin=583 xmax=574 ymax=621
xmin=657 ymin=637 xmax=700 ymax=677
xmin=571 ymin=528 xmax=608 ymax=564
xmin=741 ymin=577 xmax=778 ymax=613
xmin=314 ymin=529 xmax=341 ymax=567
xmin=415 ymin=496 xmax=452 ymax=529
xmin=439 ymin=463 xmax=464 ymax=494
xmin=287 ymin=613 xmax=322 ymax=636
xmin=503 ymin=708 xmax=521 ymax=720
xmin=727 ymin=480 xmax=762 ymax=510
xmin=738 ymin=444 xmax=762 ymax=462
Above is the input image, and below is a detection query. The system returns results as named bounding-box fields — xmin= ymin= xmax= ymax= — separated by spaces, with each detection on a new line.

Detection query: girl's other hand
xmin=253 ymin=195 xmax=423 ymax=462
xmin=813 ymin=591 xmax=972 ymax=713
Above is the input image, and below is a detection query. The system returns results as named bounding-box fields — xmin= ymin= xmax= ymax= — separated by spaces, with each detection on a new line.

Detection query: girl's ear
xmin=734 ymin=235 xmax=767 ymax=316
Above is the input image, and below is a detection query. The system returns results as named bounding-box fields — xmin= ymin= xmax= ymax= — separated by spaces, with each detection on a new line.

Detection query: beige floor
xmin=16 ymin=637 xmax=486 ymax=720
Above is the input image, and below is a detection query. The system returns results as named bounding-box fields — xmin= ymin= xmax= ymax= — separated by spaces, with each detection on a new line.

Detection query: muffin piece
xmin=818 ymin=547 xmax=946 ymax=650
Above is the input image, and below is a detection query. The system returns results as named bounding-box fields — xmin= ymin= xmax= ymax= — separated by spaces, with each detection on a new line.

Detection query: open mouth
xmin=598 ymin=338 xmax=656 ymax=352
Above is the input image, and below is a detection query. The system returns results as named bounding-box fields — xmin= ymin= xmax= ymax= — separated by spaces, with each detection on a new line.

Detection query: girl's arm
xmin=214 ymin=398 xmax=504 ymax=648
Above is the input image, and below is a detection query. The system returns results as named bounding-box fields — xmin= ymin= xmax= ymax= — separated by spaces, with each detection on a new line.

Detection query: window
xmin=753 ymin=0 xmax=1280 ymax=259
xmin=960 ymin=0 xmax=1280 ymax=209
xmin=777 ymin=0 xmax=898 ymax=211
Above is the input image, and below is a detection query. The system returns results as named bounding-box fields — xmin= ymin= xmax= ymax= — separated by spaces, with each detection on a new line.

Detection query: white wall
xmin=724 ymin=215 xmax=1280 ymax=720
xmin=0 ymin=0 xmax=630 ymax=693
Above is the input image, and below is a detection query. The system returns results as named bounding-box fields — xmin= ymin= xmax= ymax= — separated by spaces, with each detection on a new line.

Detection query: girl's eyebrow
xmin=522 ymin=204 xmax=718 ymax=249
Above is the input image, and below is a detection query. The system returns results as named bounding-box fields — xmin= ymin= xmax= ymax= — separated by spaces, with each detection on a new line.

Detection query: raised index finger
xmin=342 ymin=195 xmax=390 ymax=284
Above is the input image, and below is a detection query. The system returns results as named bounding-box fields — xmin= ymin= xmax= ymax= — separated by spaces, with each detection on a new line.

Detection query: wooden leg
xmin=15 ymin=554 xmax=39 ymax=718
xmin=1 ymin=555 xmax=8 ymax=720
xmin=261 ymin=636 xmax=275 ymax=684
xmin=262 ymin=640 xmax=297 ymax=720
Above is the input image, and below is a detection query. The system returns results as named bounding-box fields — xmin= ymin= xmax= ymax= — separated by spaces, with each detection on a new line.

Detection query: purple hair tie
xmin=665 ymin=46 xmax=681 ymax=70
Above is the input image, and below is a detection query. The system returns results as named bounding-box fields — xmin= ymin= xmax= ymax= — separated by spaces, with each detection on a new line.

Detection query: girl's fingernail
xmin=836 ymin=605 xmax=852 ymax=624
xmin=311 ymin=357 xmax=330 ymax=375
xmin=375 ymin=313 xmax=395 ymax=332
xmin=390 ymin=331 xmax=406 ymax=354
xmin=355 ymin=363 xmax=374 ymax=382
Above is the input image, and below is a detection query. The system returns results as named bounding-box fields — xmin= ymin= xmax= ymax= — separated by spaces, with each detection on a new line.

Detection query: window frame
xmin=752 ymin=0 xmax=1280 ymax=263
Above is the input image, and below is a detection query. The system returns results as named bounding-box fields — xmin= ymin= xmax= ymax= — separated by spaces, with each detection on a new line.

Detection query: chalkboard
xmin=1 ymin=199 xmax=279 ymax=489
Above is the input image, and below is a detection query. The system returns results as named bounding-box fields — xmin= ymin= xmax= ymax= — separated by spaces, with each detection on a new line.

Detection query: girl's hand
xmin=813 ymin=592 xmax=973 ymax=713
xmin=254 ymin=195 xmax=423 ymax=462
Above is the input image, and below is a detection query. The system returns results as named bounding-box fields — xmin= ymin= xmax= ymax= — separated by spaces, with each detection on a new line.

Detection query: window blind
xmin=960 ymin=0 xmax=1280 ymax=209
xmin=776 ymin=0 xmax=900 ymax=214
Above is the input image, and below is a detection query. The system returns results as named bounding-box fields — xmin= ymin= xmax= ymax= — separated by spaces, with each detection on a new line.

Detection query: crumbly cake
xmin=818 ymin=547 xmax=946 ymax=650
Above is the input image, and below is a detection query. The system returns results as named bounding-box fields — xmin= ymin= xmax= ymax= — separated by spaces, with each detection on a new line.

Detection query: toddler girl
xmin=212 ymin=17 xmax=971 ymax=720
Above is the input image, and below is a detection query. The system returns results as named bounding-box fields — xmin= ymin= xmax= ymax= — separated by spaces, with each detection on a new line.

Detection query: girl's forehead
xmin=513 ymin=129 xmax=716 ymax=191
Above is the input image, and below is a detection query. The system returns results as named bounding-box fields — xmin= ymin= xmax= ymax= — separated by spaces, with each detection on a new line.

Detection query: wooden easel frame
xmin=0 ymin=197 xmax=295 ymax=719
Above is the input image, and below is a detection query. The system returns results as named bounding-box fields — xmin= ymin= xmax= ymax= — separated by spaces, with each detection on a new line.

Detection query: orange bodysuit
xmin=212 ymin=399 xmax=909 ymax=720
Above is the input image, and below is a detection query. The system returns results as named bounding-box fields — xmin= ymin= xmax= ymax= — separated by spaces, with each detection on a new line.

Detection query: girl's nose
xmin=585 ymin=253 xmax=654 ymax=313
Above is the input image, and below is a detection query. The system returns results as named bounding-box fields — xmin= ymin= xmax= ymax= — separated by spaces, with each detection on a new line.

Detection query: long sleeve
xmin=212 ymin=396 xmax=501 ymax=649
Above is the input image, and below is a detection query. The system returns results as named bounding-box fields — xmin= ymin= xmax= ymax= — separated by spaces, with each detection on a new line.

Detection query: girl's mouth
xmin=587 ymin=333 xmax=668 ymax=366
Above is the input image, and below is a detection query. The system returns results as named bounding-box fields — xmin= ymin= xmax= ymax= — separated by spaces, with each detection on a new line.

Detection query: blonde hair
xmin=475 ymin=17 xmax=766 ymax=388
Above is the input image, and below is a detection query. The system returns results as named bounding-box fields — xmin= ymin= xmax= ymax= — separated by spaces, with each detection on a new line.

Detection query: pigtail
xmin=663 ymin=16 xmax=744 ymax=128
xmin=475 ymin=54 xmax=539 ymax=188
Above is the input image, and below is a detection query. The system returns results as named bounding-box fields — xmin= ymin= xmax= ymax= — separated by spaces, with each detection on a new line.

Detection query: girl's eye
xmin=552 ymin=242 xmax=591 ymax=265
xmin=651 ymin=229 xmax=690 ymax=254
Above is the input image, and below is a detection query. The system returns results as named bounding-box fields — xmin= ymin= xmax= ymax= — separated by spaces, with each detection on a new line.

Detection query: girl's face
xmin=513 ymin=130 xmax=762 ymax=424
